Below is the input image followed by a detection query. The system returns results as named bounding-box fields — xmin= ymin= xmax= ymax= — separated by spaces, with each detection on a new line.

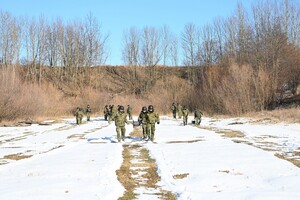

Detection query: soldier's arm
xmin=156 ymin=113 xmax=160 ymax=123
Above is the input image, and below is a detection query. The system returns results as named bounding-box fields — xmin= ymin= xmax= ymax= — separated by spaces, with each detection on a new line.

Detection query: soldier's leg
xmin=146 ymin=124 xmax=151 ymax=139
xmin=184 ymin=116 xmax=187 ymax=125
xmin=195 ymin=117 xmax=199 ymax=125
xmin=76 ymin=117 xmax=79 ymax=125
xmin=116 ymin=127 xmax=121 ymax=142
xmin=142 ymin=124 xmax=147 ymax=138
xmin=150 ymin=124 xmax=156 ymax=141
xmin=121 ymin=126 xmax=126 ymax=141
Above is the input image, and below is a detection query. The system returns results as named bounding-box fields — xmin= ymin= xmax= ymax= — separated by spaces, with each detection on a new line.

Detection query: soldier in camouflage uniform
xmin=177 ymin=103 xmax=183 ymax=119
xmin=104 ymin=105 xmax=109 ymax=121
xmin=138 ymin=106 xmax=149 ymax=139
xmin=171 ymin=102 xmax=177 ymax=119
xmin=74 ymin=107 xmax=84 ymax=125
xmin=111 ymin=105 xmax=128 ymax=142
xmin=85 ymin=105 xmax=92 ymax=121
xmin=194 ymin=109 xmax=203 ymax=125
xmin=182 ymin=106 xmax=189 ymax=126
xmin=147 ymin=105 xmax=160 ymax=141
xmin=127 ymin=105 xmax=133 ymax=120
xmin=109 ymin=105 xmax=118 ymax=123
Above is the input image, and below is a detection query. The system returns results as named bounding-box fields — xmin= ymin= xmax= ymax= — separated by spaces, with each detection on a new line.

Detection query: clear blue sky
xmin=1 ymin=0 xmax=254 ymax=65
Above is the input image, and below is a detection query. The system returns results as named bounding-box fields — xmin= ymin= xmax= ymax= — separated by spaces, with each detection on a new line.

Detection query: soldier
xmin=85 ymin=105 xmax=92 ymax=121
xmin=104 ymin=105 xmax=109 ymax=121
xmin=109 ymin=105 xmax=118 ymax=123
xmin=177 ymin=103 xmax=183 ymax=119
xmin=171 ymin=102 xmax=177 ymax=119
xmin=127 ymin=105 xmax=133 ymax=120
xmin=74 ymin=107 xmax=84 ymax=125
xmin=147 ymin=105 xmax=160 ymax=141
xmin=194 ymin=109 xmax=203 ymax=125
xmin=111 ymin=105 xmax=128 ymax=142
xmin=182 ymin=106 xmax=189 ymax=126
xmin=138 ymin=106 xmax=149 ymax=139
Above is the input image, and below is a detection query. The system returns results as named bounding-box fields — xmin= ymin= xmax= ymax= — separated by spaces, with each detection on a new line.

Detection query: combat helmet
xmin=148 ymin=105 xmax=154 ymax=112
xmin=142 ymin=106 xmax=147 ymax=112
xmin=118 ymin=105 xmax=125 ymax=112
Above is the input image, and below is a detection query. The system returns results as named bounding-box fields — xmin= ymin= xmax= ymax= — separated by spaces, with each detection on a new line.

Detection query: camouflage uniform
xmin=74 ymin=107 xmax=84 ymax=125
xmin=177 ymin=103 xmax=183 ymax=119
xmin=182 ymin=106 xmax=189 ymax=126
xmin=109 ymin=105 xmax=118 ymax=123
xmin=111 ymin=106 xmax=128 ymax=142
xmin=104 ymin=105 xmax=109 ymax=121
xmin=194 ymin=109 xmax=203 ymax=125
xmin=127 ymin=105 xmax=133 ymax=120
xmin=171 ymin=103 xmax=177 ymax=119
xmin=86 ymin=105 xmax=92 ymax=121
xmin=147 ymin=105 xmax=160 ymax=141
xmin=138 ymin=106 xmax=148 ymax=139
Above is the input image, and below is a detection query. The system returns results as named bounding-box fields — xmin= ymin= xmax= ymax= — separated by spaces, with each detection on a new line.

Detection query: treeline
xmin=0 ymin=0 xmax=300 ymax=121
xmin=1 ymin=1 xmax=300 ymax=67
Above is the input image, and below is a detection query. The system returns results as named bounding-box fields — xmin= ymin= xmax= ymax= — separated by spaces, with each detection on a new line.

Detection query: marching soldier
xmin=147 ymin=105 xmax=160 ymax=141
xmin=138 ymin=106 xmax=149 ymax=139
xmin=85 ymin=105 xmax=92 ymax=121
xmin=104 ymin=105 xmax=110 ymax=121
xmin=127 ymin=105 xmax=133 ymax=120
xmin=111 ymin=105 xmax=128 ymax=142
xmin=182 ymin=106 xmax=189 ymax=126
xmin=177 ymin=103 xmax=183 ymax=119
xmin=74 ymin=107 xmax=84 ymax=125
xmin=194 ymin=109 xmax=203 ymax=125
xmin=109 ymin=105 xmax=118 ymax=123
xmin=171 ymin=102 xmax=177 ymax=119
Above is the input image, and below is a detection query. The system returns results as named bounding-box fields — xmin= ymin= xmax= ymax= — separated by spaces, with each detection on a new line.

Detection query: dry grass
xmin=217 ymin=130 xmax=245 ymax=138
xmin=67 ymin=134 xmax=85 ymax=139
xmin=4 ymin=153 xmax=32 ymax=160
xmin=130 ymin=127 xmax=142 ymax=138
xmin=173 ymin=173 xmax=189 ymax=179
xmin=202 ymin=126 xmax=245 ymax=138
xmin=116 ymin=129 xmax=177 ymax=199
xmin=166 ymin=139 xmax=203 ymax=144
xmin=275 ymin=153 xmax=300 ymax=168
xmin=1 ymin=65 xmax=298 ymax=123
xmin=245 ymin=108 xmax=300 ymax=123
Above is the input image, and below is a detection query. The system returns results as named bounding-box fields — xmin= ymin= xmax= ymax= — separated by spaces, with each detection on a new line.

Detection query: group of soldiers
xmin=103 ymin=104 xmax=160 ymax=142
xmin=74 ymin=105 xmax=92 ymax=125
xmin=171 ymin=102 xmax=203 ymax=126
xmin=74 ymin=102 xmax=202 ymax=143
xmin=103 ymin=104 xmax=133 ymax=123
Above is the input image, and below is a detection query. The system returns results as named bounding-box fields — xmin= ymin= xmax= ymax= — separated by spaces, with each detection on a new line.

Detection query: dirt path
xmin=116 ymin=127 xmax=177 ymax=200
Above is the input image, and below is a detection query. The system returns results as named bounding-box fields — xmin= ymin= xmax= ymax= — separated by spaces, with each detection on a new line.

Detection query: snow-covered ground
xmin=0 ymin=116 xmax=300 ymax=199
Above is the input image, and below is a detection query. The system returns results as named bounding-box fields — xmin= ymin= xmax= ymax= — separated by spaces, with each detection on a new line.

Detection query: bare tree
xmin=181 ymin=23 xmax=198 ymax=66
xmin=161 ymin=25 xmax=171 ymax=66
xmin=140 ymin=26 xmax=162 ymax=67
xmin=84 ymin=13 xmax=109 ymax=66
xmin=122 ymin=27 xmax=140 ymax=66
xmin=0 ymin=11 xmax=21 ymax=65
xmin=169 ymin=33 xmax=179 ymax=66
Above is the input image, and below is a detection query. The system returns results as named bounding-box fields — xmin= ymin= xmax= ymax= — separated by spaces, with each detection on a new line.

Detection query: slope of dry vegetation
xmin=0 ymin=62 xmax=299 ymax=123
